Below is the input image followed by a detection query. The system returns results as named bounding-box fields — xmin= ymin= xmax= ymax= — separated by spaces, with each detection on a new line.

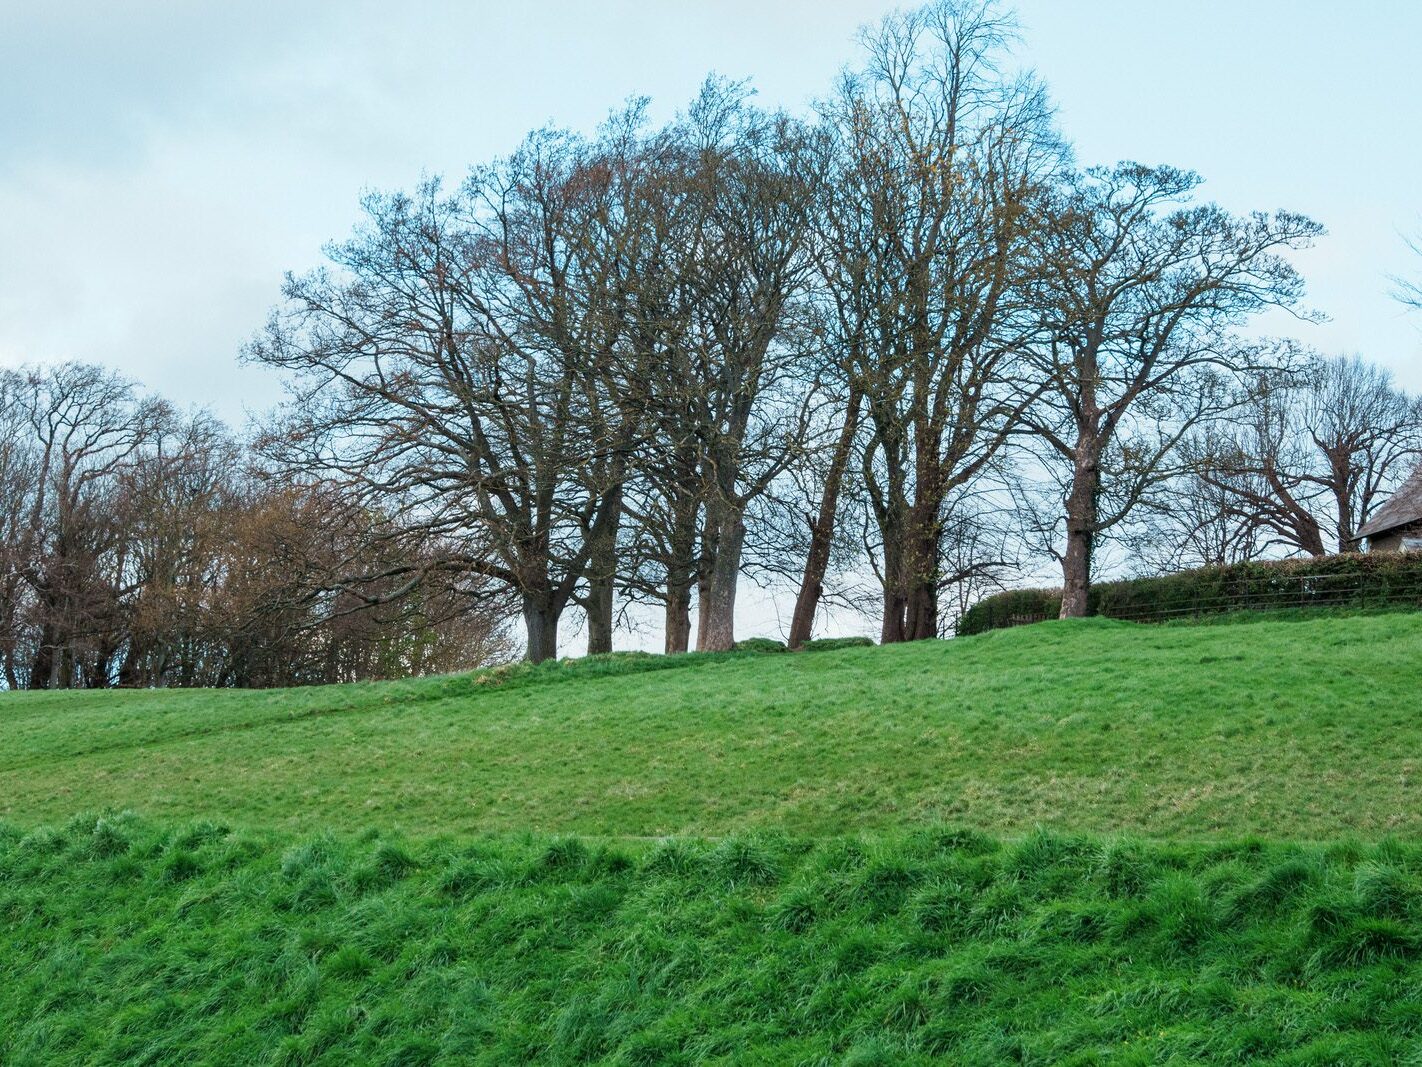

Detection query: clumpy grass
xmin=3 ymin=614 xmax=1422 ymax=841
xmin=6 ymin=816 xmax=1422 ymax=1064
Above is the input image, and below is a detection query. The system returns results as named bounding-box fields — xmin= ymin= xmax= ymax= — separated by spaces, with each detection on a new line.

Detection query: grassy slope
xmin=4 ymin=614 xmax=1422 ymax=840
xmin=5 ymin=815 xmax=1422 ymax=1065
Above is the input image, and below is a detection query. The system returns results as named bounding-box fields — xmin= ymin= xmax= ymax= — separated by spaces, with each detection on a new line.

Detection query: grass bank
xmin=5 ymin=814 xmax=1422 ymax=1064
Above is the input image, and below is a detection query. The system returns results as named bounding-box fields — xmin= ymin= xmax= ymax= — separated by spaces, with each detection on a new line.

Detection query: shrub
xmin=957 ymin=588 xmax=1062 ymax=635
xmin=799 ymin=636 xmax=874 ymax=652
xmin=958 ymin=552 xmax=1422 ymax=634
xmin=734 ymin=637 xmax=788 ymax=653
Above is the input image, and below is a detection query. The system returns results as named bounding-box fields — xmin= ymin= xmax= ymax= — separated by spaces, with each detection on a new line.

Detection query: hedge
xmin=800 ymin=636 xmax=875 ymax=653
xmin=733 ymin=637 xmax=788 ymax=653
xmin=958 ymin=552 xmax=1422 ymax=635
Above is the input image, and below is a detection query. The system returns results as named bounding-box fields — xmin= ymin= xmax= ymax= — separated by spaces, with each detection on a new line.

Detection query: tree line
xmin=247 ymin=0 xmax=1353 ymax=660
xmin=0 ymin=363 xmax=511 ymax=689
xmin=6 ymin=0 xmax=1420 ymax=685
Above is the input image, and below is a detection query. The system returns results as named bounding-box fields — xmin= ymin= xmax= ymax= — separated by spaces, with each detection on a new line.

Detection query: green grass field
xmin=4 ymin=614 xmax=1422 ymax=1063
xmin=4 ymin=615 xmax=1422 ymax=839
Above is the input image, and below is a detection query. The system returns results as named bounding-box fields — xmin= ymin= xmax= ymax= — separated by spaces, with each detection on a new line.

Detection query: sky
xmin=2 ymin=0 xmax=1420 ymax=643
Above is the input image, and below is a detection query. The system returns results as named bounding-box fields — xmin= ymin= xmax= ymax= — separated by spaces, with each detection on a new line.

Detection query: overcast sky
xmin=3 ymin=0 xmax=1420 ymax=428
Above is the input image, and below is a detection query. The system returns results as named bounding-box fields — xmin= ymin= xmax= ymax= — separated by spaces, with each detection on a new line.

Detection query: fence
xmin=959 ymin=553 xmax=1422 ymax=634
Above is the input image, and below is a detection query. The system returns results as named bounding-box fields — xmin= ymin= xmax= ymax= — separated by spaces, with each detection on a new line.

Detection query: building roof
xmin=1357 ymin=462 xmax=1422 ymax=539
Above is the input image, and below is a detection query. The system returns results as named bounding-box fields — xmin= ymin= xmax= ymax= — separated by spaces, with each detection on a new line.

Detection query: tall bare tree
xmin=802 ymin=0 xmax=1060 ymax=643
xmin=617 ymin=80 xmax=820 ymax=653
xmin=1023 ymin=163 xmax=1320 ymax=617
xmin=5 ymin=364 xmax=154 ymax=687
xmin=680 ymin=82 xmax=819 ymax=651
xmin=252 ymin=124 xmax=637 ymax=662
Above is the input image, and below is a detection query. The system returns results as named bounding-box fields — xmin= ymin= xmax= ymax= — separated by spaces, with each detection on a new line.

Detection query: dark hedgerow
xmin=959 ymin=552 xmax=1422 ymax=634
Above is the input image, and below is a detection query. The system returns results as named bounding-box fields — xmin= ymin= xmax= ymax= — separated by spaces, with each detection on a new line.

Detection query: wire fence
xmin=1102 ymin=572 xmax=1422 ymax=623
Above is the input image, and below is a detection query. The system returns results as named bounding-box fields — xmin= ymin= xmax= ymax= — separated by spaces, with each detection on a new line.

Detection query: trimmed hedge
xmin=959 ymin=552 xmax=1422 ymax=635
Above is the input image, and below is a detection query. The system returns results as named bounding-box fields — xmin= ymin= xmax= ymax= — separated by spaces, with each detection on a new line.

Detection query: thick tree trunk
xmin=880 ymin=588 xmax=907 ymax=644
xmin=696 ymin=505 xmax=745 ymax=653
xmin=664 ymin=583 xmax=692 ymax=654
xmin=1059 ymin=441 xmax=1101 ymax=619
xmin=882 ymin=505 xmax=941 ymax=642
xmin=585 ymin=579 xmax=614 ymax=656
xmin=521 ymin=593 xmax=561 ymax=664
xmin=1300 ymin=523 xmax=1328 ymax=558
xmin=902 ymin=495 xmax=941 ymax=641
xmin=878 ymin=528 xmax=908 ymax=643
xmin=788 ymin=387 xmax=861 ymax=650
xmin=904 ymin=578 xmax=938 ymax=641
xmin=1333 ymin=490 xmax=1357 ymax=553
xmin=29 ymin=633 xmax=52 ymax=690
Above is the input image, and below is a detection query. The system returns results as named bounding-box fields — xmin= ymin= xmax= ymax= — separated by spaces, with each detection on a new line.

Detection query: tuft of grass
xmin=5 ymin=817 xmax=1422 ymax=1063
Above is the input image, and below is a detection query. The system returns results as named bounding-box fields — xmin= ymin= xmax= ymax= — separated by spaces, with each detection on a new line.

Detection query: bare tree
xmin=615 ymin=80 xmax=819 ymax=653
xmin=1023 ymin=163 xmax=1321 ymax=617
xmin=681 ymin=82 xmax=819 ymax=651
xmin=0 ymin=373 xmax=40 ymax=689
xmin=251 ymin=122 xmax=640 ymax=662
xmin=795 ymin=0 xmax=1061 ymax=644
xmin=1187 ymin=354 xmax=1422 ymax=557
xmin=4 ymin=364 xmax=155 ymax=687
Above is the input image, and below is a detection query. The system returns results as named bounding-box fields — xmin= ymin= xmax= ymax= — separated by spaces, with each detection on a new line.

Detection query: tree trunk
xmin=904 ymin=577 xmax=938 ymax=641
xmin=881 ymin=503 xmax=942 ymax=641
xmin=1059 ymin=441 xmax=1101 ymax=619
xmin=584 ymin=482 xmax=624 ymax=656
xmin=1334 ymin=489 xmax=1357 ymax=553
xmin=902 ymin=493 xmax=941 ymax=641
xmin=585 ymin=579 xmax=614 ymax=656
xmin=664 ymin=583 xmax=692 ymax=654
xmin=696 ymin=504 xmax=745 ymax=653
xmin=521 ymin=593 xmax=560 ymax=663
xmin=788 ymin=387 xmax=861 ymax=649
xmin=660 ymin=489 xmax=700 ymax=655
xmin=29 ymin=627 xmax=53 ymax=690
xmin=879 ymin=531 xmax=908 ymax=643
xmin=880 ymin=587 xmax=907 ymax=644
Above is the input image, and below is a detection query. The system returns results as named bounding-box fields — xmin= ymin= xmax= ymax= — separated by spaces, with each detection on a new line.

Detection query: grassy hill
xmin=4 ymin=614 xmax=1422 ymax=840
xmin=5 ymin=613 xmax=1422 ymax=1063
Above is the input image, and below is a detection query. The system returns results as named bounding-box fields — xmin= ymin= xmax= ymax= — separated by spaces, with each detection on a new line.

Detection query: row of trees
xmin=8 ymin=1 xmax=1419 ymax=683
xmin=0 ymin=363 xmax=511 ymax=689
xmin=250 ymin=0 xmax=1351 ymax=661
